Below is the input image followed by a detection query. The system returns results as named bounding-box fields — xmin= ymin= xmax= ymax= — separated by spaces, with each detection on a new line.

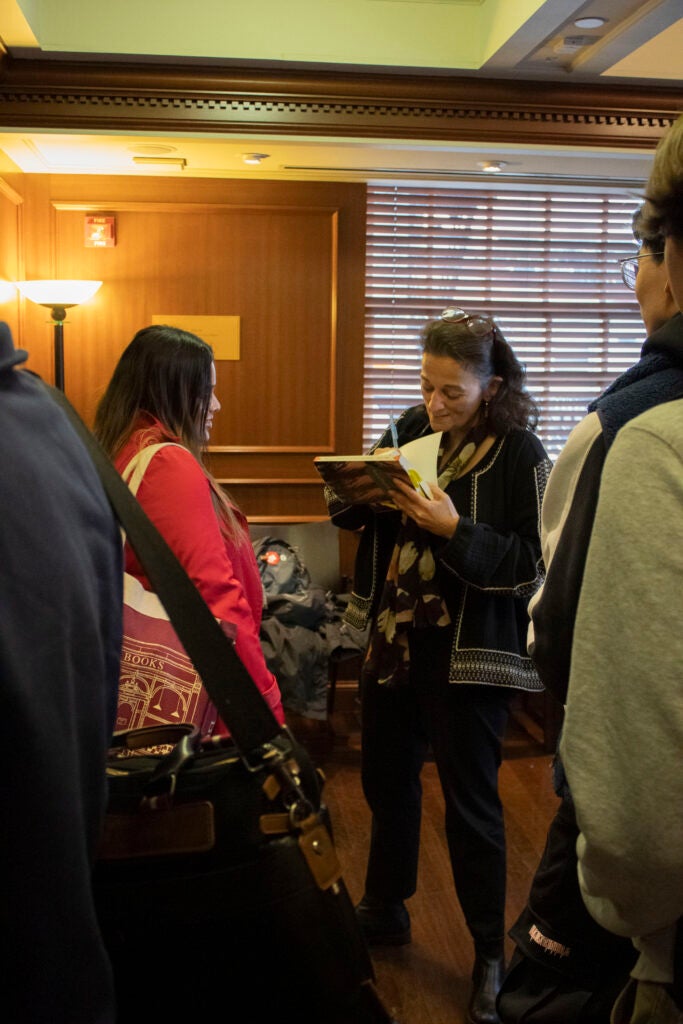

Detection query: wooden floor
xmin=293 ymin=695 xmax=560 ymax=1024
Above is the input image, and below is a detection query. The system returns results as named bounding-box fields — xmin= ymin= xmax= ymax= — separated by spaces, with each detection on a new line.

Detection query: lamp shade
xmin=16 ymin=279 xmax=102 ymax=308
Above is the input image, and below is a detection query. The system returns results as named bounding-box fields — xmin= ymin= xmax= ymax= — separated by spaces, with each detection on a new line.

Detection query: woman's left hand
xmin=390 ymin=479 xmax=460 ymax=538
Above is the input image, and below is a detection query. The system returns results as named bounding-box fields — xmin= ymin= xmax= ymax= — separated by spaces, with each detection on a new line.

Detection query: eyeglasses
xmin=440 ymin=307 xmax=494 ymax=338
xmin=619 ymin=252 xmax=665 ymax=290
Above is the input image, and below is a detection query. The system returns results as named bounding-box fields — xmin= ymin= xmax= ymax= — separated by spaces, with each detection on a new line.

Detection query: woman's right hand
xmin=390 ymin=479 xmax=460 ymax=538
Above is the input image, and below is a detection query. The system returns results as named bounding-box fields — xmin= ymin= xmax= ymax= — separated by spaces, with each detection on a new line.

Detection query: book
xmin=314 ymin=431 xmax=442 ymax=507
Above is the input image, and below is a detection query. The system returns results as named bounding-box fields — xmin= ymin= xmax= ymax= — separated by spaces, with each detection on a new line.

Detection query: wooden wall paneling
xmin=14 ymin=174 xmax=57 ymax=381
xmin=209 ymin=206 xmax=336 ymax=451
xmin=331 ymin=183 xmax=367 ymax=460
xmin=0 ymin=173 xmax=23 ymax=338
xmin=226 ymin=480 xmax=330 ymax=520
xmin=49 ymin=201 xmax=339 ymax=437
xmin=15 ymin=174 xmax=366 ymax=521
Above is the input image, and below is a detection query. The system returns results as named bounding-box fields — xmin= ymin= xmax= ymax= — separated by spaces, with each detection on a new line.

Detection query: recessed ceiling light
xmin=574 ymin=17 xmax=606 ymax=29
xmin=241 ymin=152 xmax=270 ymax=165
xmin=477 ymin=160 xmax=508 ymax=173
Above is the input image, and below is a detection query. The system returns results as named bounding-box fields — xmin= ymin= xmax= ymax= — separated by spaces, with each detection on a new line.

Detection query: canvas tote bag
xmin=116 ymin=443 xmax=222 ymax=735
xmin=45 ymin=386 xmax=396 ymax=1024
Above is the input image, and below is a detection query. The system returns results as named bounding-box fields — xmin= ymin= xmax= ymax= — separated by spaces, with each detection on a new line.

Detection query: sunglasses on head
xmin=440 ymin=307 xmax=495 ymax=338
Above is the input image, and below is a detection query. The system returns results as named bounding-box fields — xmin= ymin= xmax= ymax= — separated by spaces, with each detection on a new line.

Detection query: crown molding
xmin=0 ymin=56 xmax=679 ymax=149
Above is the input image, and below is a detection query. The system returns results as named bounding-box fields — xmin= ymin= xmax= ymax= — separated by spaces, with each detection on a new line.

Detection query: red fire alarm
xmin=85 ymin=215 xmax=116 ymax=248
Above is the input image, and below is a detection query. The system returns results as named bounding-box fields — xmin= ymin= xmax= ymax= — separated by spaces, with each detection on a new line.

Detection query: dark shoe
xmin=355 ymin=895 xmax=411 ymax=946
xmin=467 ymin=955 xmax=505 ymax=1024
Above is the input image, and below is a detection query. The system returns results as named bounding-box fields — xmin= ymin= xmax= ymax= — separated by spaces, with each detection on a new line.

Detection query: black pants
xmin=498 ymin=783 xmax=637 ymax=1023
xmin=360 ymin=628 xmax=512 ymax=959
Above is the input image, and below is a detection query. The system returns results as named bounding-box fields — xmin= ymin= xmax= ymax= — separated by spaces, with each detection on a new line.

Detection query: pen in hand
xmin=389 ymin=413 xmax=399 ymax=449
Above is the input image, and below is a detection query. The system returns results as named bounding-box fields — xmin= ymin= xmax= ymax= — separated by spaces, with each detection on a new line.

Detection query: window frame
xmin=364 ymin=184 xmax=645 ymax=459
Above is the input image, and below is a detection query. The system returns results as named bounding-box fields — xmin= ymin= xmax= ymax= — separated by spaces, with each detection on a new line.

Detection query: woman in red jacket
xmin=94 ymin=323 xmax=285 ymax=732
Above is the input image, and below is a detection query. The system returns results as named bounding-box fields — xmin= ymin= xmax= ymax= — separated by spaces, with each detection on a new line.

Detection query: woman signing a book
xmin=325 ymin=308 xmax=551 ymax=1024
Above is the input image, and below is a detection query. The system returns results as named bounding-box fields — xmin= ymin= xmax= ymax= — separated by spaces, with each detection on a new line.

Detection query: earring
xmin=483 ymin=399 xmax=489 ymax=418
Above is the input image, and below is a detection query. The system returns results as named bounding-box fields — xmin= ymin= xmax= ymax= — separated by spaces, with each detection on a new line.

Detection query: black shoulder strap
xmin=48 ymin=384 xmax=282 ymax=757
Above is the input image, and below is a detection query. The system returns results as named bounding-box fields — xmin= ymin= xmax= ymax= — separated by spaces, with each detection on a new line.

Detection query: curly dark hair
xmin=420 ymin=314 xmax=539 ymax=434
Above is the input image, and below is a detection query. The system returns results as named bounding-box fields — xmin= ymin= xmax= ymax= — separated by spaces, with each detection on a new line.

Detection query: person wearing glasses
xmin=497 ymin=204 xmax=683 ymax=1023
xmin=620 ymin=228 xmax=670 ymax=334
xmin=528 ymin=205 xmax=682 ymax=702
xmin=559 ymin=115 xmax=683 ymax=1024
xmin=326 ymin=308 xmax=551 ymax=1024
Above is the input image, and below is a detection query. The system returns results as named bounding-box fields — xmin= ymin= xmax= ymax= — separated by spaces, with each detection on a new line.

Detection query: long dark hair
xmin=95 ymin=325 xmax=213 ymax=459
xmin=95 ymin=324 xmax=242 ymax=541
xmin=420 ymin=314 xmax=538 ymax=434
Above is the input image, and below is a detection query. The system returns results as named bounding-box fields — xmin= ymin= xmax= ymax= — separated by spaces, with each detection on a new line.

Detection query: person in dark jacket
xmin=326 ymin=308 xmax=551 ymax=1024
xmin=498 ymin=204 xmax=683 ymax=1023
xmin=0 ymin=322 xmax=122 ymax=1024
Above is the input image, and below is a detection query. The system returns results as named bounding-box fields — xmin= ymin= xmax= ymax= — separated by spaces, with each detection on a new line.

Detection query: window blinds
xmin=364 ymin=185 xmax=644 ymax=458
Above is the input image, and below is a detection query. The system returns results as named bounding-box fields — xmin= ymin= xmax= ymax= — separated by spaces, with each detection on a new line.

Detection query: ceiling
xmin=0 ymin=0 xmax=681 ymax=189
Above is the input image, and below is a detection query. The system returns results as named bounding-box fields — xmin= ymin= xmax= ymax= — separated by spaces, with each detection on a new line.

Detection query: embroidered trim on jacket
xmin=448 ymin=648 xmax=543 ymax=690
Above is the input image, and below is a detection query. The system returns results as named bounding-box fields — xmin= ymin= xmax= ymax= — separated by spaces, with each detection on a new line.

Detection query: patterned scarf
xmin=363 ymin=420 xmax=491 ymax=688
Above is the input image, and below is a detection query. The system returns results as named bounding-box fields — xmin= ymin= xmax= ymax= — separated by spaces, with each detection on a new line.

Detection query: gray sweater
xmin=561 ymin=398 xmax=683 ymax=984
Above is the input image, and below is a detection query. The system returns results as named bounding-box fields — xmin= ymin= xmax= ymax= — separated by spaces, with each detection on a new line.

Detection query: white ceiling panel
xmin=0 ymin=0 xmax=679 ymax=185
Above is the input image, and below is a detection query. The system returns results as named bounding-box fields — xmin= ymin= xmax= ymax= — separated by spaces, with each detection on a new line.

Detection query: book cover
xmin=314 ymin=432 xmax=442 ymax=507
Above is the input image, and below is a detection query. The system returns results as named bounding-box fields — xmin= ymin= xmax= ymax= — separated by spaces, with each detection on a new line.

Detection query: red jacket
xmin=116 ymin=417 xmax=284 ymax=732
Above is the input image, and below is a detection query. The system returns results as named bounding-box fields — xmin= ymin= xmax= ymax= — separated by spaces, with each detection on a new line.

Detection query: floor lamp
xmin=16 ymin=280 xmax=103 ymax=391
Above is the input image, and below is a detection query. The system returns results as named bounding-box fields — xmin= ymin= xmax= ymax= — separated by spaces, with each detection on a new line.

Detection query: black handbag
xmin=50 ymin=387 xmax=395 ymax=1024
